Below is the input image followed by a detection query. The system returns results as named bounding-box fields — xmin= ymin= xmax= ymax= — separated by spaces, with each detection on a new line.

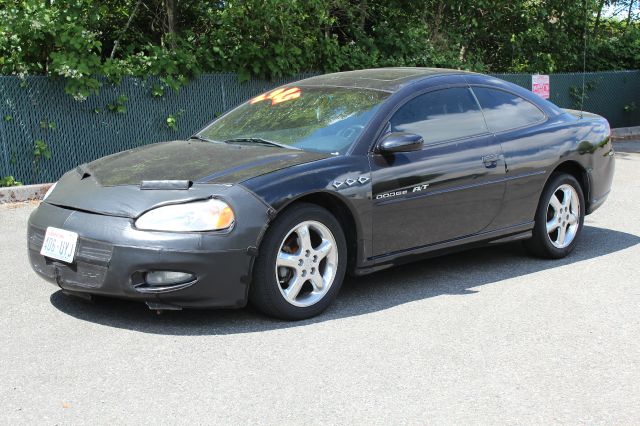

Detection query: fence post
xmin=0 ymin=81 xmax=11 ymax=177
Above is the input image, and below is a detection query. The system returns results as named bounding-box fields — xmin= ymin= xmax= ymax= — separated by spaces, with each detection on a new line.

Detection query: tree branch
xmin=110 ymin=0 xmax=143 ymax=59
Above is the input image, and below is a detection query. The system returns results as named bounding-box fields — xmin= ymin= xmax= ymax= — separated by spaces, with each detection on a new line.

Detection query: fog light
xmin=145 ymin=271 xmax=195 ymax=286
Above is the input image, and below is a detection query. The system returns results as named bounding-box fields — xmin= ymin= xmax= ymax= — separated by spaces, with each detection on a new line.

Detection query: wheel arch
xmin=269 ymin=191 xmax=360 ymax=273
xmin=548 ymin=160 xmax=591 ymax=210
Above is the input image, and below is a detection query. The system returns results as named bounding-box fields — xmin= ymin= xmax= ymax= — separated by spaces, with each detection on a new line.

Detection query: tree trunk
xmin=165 ymin=0 xmax=177 ymax=49
xmin=358 ymin=0 xmax=368 ymax=34
xmin=592 ymin=0 xmax=606 ymax=37
xmin=432 ymin=1 xmax=445 ymax=40
xmin=624 ymin=0 xmax=634 ymax=33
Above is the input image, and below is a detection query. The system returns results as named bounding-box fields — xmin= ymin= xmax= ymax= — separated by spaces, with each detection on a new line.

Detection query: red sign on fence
xmin=532 ymin=74 xmax=550 ymax=99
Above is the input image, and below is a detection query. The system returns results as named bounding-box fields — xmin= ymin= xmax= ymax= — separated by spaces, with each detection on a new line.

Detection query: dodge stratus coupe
xmin=28 ymin=68 xmax=615 ymax=320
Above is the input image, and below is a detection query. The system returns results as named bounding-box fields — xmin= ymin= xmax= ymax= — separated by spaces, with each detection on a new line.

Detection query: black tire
xmin=249 ymin=203 xmax=347 ymax=320
xmin=524 ymin=173 xmax=585 ymax=259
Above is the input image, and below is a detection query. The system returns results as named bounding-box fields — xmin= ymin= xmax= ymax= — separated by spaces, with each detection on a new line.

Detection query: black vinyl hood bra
xmin=85 ymin=140 xmax=329 ymax=186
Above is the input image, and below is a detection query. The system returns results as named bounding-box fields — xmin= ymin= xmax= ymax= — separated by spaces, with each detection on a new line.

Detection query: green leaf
xmin=151 ymin=84 xmax=165 ymax=97
xmin=0 ymin=176 xmax=22 ymax=187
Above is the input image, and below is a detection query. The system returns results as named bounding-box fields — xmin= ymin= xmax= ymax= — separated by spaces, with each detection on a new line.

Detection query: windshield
xmin=198 ymin=86 xmax=390 ymax=154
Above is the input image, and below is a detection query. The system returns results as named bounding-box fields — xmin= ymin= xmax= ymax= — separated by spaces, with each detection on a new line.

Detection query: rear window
xmin=473 ymin=87 xmax=545 ymax=132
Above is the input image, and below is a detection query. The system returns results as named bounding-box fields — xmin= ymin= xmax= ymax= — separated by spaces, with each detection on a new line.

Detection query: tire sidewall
xmin=533 ymin=173 xmax=586 ymax=258
xmin=250 ymin=203 xmax=347 ymax=320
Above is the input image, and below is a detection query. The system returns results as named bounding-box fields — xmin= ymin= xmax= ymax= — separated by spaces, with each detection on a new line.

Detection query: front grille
xmin=28 ymin=225 xmax=114 ymax=288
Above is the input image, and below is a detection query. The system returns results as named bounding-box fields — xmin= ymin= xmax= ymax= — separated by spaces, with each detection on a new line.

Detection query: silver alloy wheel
xmin=275 ymin=220 xmax=339 ymax=307
xmin=546 ymin=183 xmax=580 ymax=249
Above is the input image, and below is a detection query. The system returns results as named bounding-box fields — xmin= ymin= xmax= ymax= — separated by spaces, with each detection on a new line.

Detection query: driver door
xmin=370 ymin=87 xmax=506 ymax=256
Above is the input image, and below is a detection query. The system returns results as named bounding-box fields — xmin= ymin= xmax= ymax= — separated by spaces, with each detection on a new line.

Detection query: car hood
xmin=85 ymin=140 xmax=329 ymax=186
xmin=44 ymin=140 xmax=329 ymax=218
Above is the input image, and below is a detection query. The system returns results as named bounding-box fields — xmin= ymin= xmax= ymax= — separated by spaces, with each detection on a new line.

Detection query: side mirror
xmin=377 ymin=132 xmax=424 ymax=154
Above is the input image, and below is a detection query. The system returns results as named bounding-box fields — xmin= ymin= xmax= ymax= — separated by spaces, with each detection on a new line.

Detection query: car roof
xmin=295 ymin=67 xmax=477 ymax=93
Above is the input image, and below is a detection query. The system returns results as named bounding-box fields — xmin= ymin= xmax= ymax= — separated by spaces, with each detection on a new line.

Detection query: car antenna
xmin=579 ymin=0 xmax=588 ymax=119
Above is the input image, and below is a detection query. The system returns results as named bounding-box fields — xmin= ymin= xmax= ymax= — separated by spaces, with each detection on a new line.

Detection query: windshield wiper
xmin=223 ymin=137 xmax=301 ymax=150
xmin=189 ymin=135 xmax=216 ymax=143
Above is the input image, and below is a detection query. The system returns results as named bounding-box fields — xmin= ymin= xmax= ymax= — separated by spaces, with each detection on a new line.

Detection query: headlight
xmin=135 ymin=199 xmax=235 ymax=232
xmin=43 ymin=182 xmax=57 ymax=200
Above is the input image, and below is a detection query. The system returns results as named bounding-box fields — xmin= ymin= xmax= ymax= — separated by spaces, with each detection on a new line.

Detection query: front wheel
xmin=524 ymin=173 xmax=585 ymax=259
xmin=249 ymin=203 xmax=347 ymax=320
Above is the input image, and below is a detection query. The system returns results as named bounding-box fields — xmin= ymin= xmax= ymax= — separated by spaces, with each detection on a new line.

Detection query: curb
xmin=611 ymin=126 xmax=640 ymax=140
xmin=0 ymin=183 xmax=52 ymax=204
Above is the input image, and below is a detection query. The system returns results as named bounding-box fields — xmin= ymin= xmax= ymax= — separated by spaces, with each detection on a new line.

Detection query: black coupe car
xmin=28 ymin=68 xmax=615 ymax=320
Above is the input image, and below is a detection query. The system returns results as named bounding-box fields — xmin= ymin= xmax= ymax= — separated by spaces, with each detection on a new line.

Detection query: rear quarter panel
xmin=490 ymin=111 xmax=613 ymax=229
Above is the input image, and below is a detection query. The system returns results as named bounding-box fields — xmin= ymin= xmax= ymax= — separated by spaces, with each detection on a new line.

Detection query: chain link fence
xmin=497 ymin=71 xmax=639 ymax=128
xmin=1 ymin=70 xmax=638 ymax=184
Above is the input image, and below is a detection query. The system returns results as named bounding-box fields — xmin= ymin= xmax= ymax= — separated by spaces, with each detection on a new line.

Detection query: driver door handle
xmin=482 ymin=154 xmax=500 ymax=168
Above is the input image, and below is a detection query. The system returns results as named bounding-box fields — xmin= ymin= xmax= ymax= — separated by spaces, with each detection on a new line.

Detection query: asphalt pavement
xmin=1 ymin=142 xmax=639 ymax=424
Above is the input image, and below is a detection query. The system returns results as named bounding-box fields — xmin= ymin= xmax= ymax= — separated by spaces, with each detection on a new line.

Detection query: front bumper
xmin=28 ymin=197 xmax=269 ymax=309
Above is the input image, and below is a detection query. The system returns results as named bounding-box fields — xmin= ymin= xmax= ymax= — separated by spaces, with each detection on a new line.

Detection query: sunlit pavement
xmin=1 ymin=143 xmax=639 ymax=424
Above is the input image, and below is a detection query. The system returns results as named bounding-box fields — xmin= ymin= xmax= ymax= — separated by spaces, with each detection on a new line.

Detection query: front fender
xmin=241 ymin=155 xmax=373 ymax=265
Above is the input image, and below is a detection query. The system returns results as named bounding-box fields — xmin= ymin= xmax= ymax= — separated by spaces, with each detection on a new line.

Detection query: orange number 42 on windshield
xmin=250 ymin=87 xmax=301 ymax=106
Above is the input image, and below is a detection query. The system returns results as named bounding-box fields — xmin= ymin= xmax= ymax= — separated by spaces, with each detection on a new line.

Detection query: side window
xmin=473 ymin=87 xmax=545 ymax=132
xmin=390 ymin=88 xmax=487 ymax=145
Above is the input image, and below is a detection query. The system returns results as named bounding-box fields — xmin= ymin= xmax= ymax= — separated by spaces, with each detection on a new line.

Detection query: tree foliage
xmin=0 ymin=0 xmax=638 ymax=98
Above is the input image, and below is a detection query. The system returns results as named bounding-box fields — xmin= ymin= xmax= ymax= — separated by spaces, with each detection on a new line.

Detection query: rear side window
xmin=473 ymin=87 xmax=545 ymax=132
xmin=390 ymin=88 xmax=487 ymax=144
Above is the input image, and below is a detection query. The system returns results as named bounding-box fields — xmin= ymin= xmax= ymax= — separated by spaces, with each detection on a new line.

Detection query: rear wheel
xmin=249 ymin=203 xmax=347 ymax=320
xmin=524 ymin=173 xmax=585 ymax=259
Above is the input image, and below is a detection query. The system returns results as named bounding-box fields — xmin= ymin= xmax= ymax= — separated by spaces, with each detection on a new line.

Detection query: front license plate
xmin=40 ymin=227 xmax=78 ymax=263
